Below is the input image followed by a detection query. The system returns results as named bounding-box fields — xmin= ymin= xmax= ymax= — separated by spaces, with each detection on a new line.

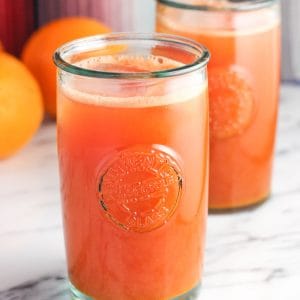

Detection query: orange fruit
xmin=0 ymin=52 xmax=43 ymax=158
xmin=208 ymin=67 xmax=255 ymax=139
xmin=21 ymin=17 xmax=111 ymax=118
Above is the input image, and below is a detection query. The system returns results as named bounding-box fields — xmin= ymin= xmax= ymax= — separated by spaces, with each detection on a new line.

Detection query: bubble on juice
xmin=208 ymin=67 xmax=255 ymax=139
xmin=75 ymin=54 xmax=183 ymax=72
xmin=61 ymin=55 xmax=206 ymax=108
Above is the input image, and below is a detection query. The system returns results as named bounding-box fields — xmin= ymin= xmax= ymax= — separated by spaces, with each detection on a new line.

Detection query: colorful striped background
xmin=0 ymin=0 xmax=299 ymax=82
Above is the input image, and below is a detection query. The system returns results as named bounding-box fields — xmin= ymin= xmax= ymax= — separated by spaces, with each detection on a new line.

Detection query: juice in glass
xmin=54 ymin=33 xmax=210 ymax=299
xmin=156 ymin=0 xmax=281 ymax=210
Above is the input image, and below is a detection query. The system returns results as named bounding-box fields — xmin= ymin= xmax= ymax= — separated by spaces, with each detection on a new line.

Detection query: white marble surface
xmin=0 ymin=84 xmax=300 ymax=300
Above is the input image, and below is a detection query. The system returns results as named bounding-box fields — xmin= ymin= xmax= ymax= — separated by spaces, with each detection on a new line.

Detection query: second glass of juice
xmin=157 ymin=0 xmax=281 ymax=210
xmin=54 ymin=33 xmax=210 ymax=299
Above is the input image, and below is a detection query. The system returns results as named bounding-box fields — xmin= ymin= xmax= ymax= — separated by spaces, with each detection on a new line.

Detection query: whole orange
xmin=0 ymin=51 xmax=43 ymax=158
xmin=21 ymin=17 xmax=111 ymax=117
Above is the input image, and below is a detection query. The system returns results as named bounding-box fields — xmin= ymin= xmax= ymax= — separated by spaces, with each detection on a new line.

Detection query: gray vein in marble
xmin=0 ymin=277 xmax=68 ymax=300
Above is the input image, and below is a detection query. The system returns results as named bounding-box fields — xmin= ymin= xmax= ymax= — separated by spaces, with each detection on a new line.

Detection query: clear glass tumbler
xmin=54 ymin=33 xmax=210 ymax=299
xmin=157 ymin=0 xmax=281 ymax=210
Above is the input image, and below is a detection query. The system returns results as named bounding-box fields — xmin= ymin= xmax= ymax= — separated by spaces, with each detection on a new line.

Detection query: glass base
xmin=69 ymin=282 xmax=92 ymax=300
xmin=209 ymin=193 xmax=270 ymax=214
xmin=69 ymin=281 xmax=201 ymax=300
xmin=171 ymin=283 xmax=201 ymax=300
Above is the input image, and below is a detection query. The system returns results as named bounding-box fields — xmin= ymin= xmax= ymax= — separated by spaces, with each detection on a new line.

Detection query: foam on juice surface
xmin=75 ymin=55 xmax=184 ymax=73
xmin=61 ymin=55 xmax=206 ymax=108
xmin=158 ymin=6 xmax=280 ymax=36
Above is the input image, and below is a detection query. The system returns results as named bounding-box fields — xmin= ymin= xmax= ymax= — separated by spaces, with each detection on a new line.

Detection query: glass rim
xmin=156 ymin=0 xmax=278 ymax=11
xmin=53 ymin=32 xmax=210 ymax=79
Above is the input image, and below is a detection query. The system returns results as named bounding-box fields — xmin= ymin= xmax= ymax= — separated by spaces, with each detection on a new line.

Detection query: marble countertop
xmin=0 ymin=84 xmax=300 ymax=300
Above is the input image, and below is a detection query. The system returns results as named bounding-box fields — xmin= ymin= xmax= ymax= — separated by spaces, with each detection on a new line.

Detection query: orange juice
xmin=156 ymin=0 xmax=281 ymax=209
xmin=55 ymin=34 xmax=209 ymax=299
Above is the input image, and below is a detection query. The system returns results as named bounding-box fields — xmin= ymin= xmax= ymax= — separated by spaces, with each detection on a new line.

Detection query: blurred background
xmin=1 ymin=2 xmax=300 ymax=299
xmin=0 ymin=0 xmax=298 ymax=83
xmin=281 ymin=0 xmax=300 ymax=83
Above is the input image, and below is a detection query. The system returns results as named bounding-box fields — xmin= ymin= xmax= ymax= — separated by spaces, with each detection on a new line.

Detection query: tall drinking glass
xmin=156 ymin=0 xmax=281 ymax=210
xmin=54 ymin=33 xmax=210 ymax=299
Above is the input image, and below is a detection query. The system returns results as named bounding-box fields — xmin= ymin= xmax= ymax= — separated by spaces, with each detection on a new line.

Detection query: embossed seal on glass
xmin=209 ymin=67 xmax=255 ymax=139
xmin=97 ymin=145 xmax=183 ymax=232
